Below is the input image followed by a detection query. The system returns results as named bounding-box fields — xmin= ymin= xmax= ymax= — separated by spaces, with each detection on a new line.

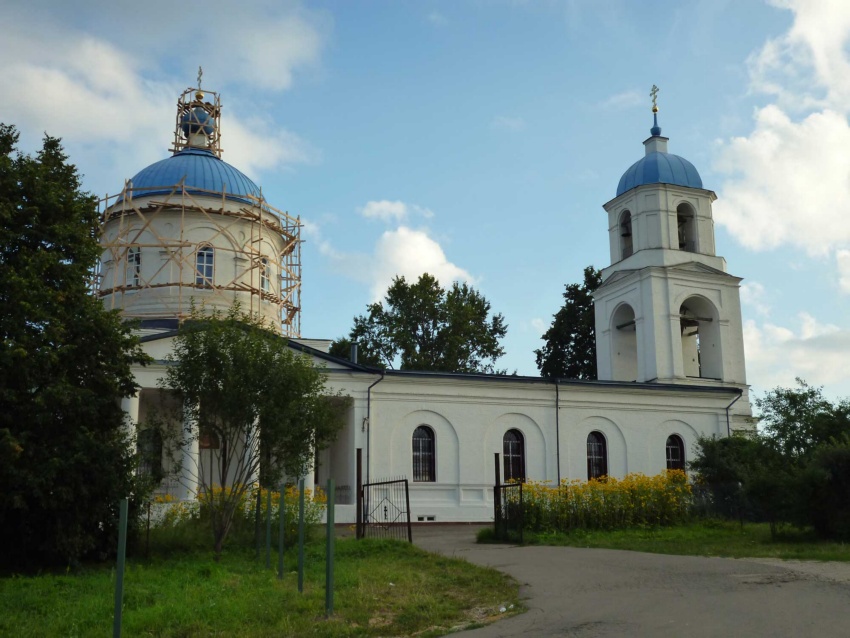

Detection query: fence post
xmin=355 ymin=448 xmax=363 ymax=539
xmin=325 ymin=478 xmax=335 ymax=617
xmin=277 ymin=482 xmax=285 ymax=580
xmin=297 ymin=478 xmax=305 ymax=593
xmin=265 ymin=487 xmax=272 ymax=569
xmin=404 ymin=478 xmax=412 ymax=543
xmin=112 ymin=498 xmax=128 ymax=638
xmin=493 ymin=453 xmax=501 ymax=536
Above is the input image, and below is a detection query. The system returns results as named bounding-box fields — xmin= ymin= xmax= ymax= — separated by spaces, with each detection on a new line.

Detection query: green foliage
xmin=799 ymin=437 xmax=850 ymax=541
xmin=146 ymin=485 xmax=327 ymax=553
xmin=327 ymin=336 xmax=384 ymax=367
xmin=757 ymin=379 xmax=850 ymax=459
xmin=692 ymin=380 xmax=850 ymax=540
xmin=535 ymin=265 xmax=601 ymax=379
xmin=162 ymin=306 xmax=348 ymax=557
xmin=0 ymin=124 xmax=149 ymax=568
xmin=513 ymin=521 xmax=850 ymax=561
xmin=515 ymin=471 xmax=693 ymax=535
xmin=332 ymin=273 xmax=508 ymax=373
xmin=0 ymin=540 xmax=519 ymax=637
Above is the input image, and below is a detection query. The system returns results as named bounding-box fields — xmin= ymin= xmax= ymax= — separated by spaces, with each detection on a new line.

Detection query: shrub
xmin=801 ymin=440 xmax=850 ymax=541
xmin=144 ymin=485 xmax=326 ymax=554
xmin=513 ymin=470 xmax=692 ymax=533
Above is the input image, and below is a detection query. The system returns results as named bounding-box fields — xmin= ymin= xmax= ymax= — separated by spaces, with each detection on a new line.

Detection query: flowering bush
xmin=148 ymin=484 xmax=326 ymax=549
xmin=513 ymin=470 xmax=693 ymax=532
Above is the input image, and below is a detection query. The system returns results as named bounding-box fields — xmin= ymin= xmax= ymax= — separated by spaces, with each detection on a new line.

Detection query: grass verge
xmin=482 ymin=521 xmax=850 ymax=561
xmin=0 ymin=538 xmax=519 ymax=637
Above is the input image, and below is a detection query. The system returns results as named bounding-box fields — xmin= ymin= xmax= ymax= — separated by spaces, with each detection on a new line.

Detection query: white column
xmin=180 ymin=405 xmax=199 ymax=501
xmin=120 ymin=394 xmax=140 ymax=451
xmin=303 ymin=461 xmax=315 ymax=494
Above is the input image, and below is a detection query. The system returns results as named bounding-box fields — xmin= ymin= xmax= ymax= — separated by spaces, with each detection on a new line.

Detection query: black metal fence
xmin=494 ymin=482 xmax=524 ymax=542
xmin=357 ymin=477 xmax=412 ymax=542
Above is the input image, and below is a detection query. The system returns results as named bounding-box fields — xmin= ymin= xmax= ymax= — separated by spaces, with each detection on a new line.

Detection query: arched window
xmin=412 ymin=426 xmax=435 ymax=482
xmin=587 ymin=431 xmax=608 ymax=480
xmin=137 ymin=428 xmax=163 ymax=481
xmin=666 ymin=434 xmax=685 ymax=471
xmin=676 ymin=203 xmax=696 ymax=252
xmin=619 ymin=210 xmax=633 ymax=259
xmin=126 ymin=247 xmax=141 ymax=287
xmin=503 ymin=429 xmax=525 ymax=482
xmin=260 ymin=257 xmax=271 ymax=293
xmin=195 ymin=245 xmax=214 ymax=287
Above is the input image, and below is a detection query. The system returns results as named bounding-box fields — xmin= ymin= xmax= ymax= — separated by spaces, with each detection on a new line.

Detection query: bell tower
xmin=593 ymin=88 xmax=751 ymax=427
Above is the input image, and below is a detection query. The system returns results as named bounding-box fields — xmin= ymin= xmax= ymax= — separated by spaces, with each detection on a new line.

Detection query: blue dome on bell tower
xmin=615 ymin=111 xmax=703 ymax=197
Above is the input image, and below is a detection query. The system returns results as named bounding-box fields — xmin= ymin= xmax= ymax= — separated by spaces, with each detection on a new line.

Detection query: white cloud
xmin=714 ymin=1 xmax=850 ymax=294
xmin=359 ymin=200 xmax=409 ymax=222
xmin=357 ymin=200 xmax=434 ymax=223
xmin=600 ymin=89 xmax=643 ymax=111
xmin=0 ymin=1 xmax=326 ymax=193
xmin=744 ymin=313 xmax=850 ymax=396
xmin=836 ymin=249 xmax=850 ymax=294
xmin=370 ymin=227 xmax=474 ymax=299
xmin=308 ymin=222 xmax=474 ymax=301
xmin=740 ymin=281 xmax=771 ymax=316
xmin=530 ymin=318 xmax=548 ymax=335
xmin=491 ymin=116 xmax=527 ymax=132
xmin=714 ymin=106 xmax=850 ymax=256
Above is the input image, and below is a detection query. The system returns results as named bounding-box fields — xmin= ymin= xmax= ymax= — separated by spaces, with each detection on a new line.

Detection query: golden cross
xmin=650 ymin=84 xmax=659 ymax=111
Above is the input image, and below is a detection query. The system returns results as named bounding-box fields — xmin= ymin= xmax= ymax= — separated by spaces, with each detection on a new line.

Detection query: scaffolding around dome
xmin=170 ymin=86 xmax=223 ymax=157
xmin=96 ymin=179 xmax=302 ymax=338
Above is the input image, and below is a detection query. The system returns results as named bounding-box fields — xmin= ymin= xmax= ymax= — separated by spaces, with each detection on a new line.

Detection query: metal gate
xmin=494 ymin=482 xmax=524 ymax=542
xmin=357 ymin=477 xmax=412 ymax=542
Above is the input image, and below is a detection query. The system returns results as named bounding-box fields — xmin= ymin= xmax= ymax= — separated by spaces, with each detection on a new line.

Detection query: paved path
xmin=412 ymin=525 xmax=850 ymax=637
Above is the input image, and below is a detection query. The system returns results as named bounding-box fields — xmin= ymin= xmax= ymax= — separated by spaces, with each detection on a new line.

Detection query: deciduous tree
xmin=162 ymin=307 xmax=348 ymax=558
xmin=0 ymin=125 xmax=148 ymax=568
xmin=535 ymin=265 xmax=601 ymax=379
xmin=332 ymin=273 xmax=507 ymax=373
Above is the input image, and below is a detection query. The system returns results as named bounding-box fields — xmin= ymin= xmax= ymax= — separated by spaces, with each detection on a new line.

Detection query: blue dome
xmin=180 ymin=107 xmax=215 ymax=136
xmin=127 ymin=147 xmax=261 ymax=202
xmin=616 ymin=151 xmax=703 ymax=196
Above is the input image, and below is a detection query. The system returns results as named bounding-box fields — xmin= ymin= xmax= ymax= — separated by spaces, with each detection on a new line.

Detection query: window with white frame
xmin=126 ymin=247 xmax=141 ymax=287
xmin=195 ymin=245 xmax=214 ymax=287
xmin=260 ymin=257 xmax=271 ymax=293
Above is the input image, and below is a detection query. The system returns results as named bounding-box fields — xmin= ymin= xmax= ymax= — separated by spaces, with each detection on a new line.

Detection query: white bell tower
xmin=593 ymin=88 xmax=751 ymax=428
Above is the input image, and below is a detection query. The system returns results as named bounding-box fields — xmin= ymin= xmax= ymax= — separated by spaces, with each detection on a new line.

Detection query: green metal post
xmin=265 ymin=487 xmax=272 ymax=569
xmin=277 ymin=481 xmax=285 ymax=580
xmin=112 ymin=498 xmax=128 ymax=638
xmin=325 ymin=478 xmax=335 ymax=617
xmin=297 ymin=478 xmax=305 ymax=593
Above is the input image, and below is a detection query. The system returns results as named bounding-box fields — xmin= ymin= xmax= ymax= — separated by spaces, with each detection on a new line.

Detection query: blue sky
xmin=3 ymin=0 xmax=850 ymax=401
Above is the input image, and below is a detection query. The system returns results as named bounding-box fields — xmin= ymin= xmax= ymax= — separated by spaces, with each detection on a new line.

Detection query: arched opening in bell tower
xmin=676 ymin=203 xmax=696 ymax=252
xmin=611 ymin=303 xmax=638 ymax=381
xmin=619 ymin=210 xmax=633 ymax=259
xmin=679 ymin=296 xmax=722 ymax=379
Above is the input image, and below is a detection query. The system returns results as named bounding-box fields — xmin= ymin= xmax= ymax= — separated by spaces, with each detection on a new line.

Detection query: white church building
xmin=100 ymin=85 xmax=753 ymax=523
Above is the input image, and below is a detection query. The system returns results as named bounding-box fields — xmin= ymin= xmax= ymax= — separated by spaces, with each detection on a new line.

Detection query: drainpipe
xmin=364 ymin=371 xmax=385 ymax=484
xmin=554 ymin=379 xmax=561 ymax=487
xmin=725 ymin=389 xmax=743 ymax=437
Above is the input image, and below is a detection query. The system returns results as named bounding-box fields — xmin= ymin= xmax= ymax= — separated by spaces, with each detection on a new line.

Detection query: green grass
xmin=481 ymin=521 xmax=850 ymax=562
xmin=0 ymin=538 xmax=519 ymax=637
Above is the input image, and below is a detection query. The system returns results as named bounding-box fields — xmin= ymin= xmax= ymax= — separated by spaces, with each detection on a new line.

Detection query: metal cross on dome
xmin=650 ymin=84 xmax=659 ymax=112
xmin=197 ymin=66 xmax=203 ymax=90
